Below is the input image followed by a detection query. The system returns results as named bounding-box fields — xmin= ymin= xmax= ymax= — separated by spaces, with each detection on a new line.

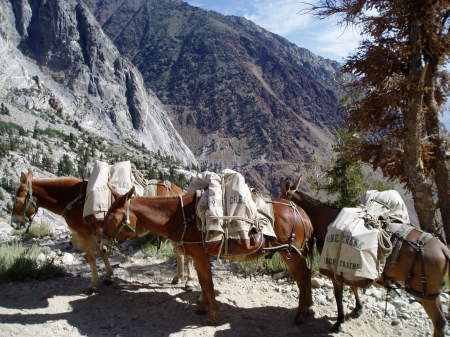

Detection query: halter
xmin=111 ymin=199 xmax=137 ymax=246
xmin=11 ymin=180 xmax=39 ymax=229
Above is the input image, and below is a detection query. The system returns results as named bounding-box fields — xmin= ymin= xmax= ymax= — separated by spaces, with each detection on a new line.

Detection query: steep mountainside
xmin=83 ymin=0 xmax=345 ymax=192
xmin=0 ymin=0 xmax=196 ymax=165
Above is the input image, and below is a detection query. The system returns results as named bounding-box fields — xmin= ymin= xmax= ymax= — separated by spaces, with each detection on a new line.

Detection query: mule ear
xmin=108 ymin=184 xmax=122 ymax=201
xmin=20 ymin=172 xmax=27 ymax=183
xmin=294 ymin=175 xmax=302 ymax=191
xmin=124 ymin=186 xmax=135 ymax=199
xmin=27 ymin=169 xmax=33 ymax=180
xmin=281 ymin=178 xmax=290 ymax=195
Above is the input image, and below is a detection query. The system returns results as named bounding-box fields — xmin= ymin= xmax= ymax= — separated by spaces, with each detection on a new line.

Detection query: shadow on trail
xmin=0 ymin=275 xmax=335 ymax=337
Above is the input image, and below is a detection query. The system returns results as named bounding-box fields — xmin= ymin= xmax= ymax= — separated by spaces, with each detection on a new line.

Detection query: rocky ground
xmin=0 ymin=221 xmax=447 ymax=337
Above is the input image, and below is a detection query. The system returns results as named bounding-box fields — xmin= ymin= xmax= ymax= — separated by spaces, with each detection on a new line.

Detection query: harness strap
xmin=404 ymin=238 xmax=428 ymax=297
xmin=267 ymin=200 xmax=308 ymax=257
xmin=62 ymin=192 xmax=84 ymax=217
xmin=112 ymin=199 xmax=136 ymax=245
xmin=12 ymin=180 xmax=39 ymax=228
xmin=168 ymin=195 xmax=193 ymax=243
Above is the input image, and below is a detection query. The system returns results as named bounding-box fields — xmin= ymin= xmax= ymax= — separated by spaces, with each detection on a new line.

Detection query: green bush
xmin=25 ymin=222 xmax=53 ymax=239
xmin=238 ymin=253 xmax=289 ymax=277
xmin=0 ymin=242 xmax=64 ymax=281
xmin=142 ymin=238 xmax=176 ymax=259
xmin=34 ymin=127 xmax=67 ymax=140
xmin=0 ymin=121 xmax=26 ymax=136
xmin=57 ymin=154 xmax=76 ymax=176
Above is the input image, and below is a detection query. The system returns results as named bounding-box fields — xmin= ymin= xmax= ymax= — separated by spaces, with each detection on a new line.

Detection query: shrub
xmin=238 ymin=253 xmax=288 ymax=277
xmin=25 ymin=222 xmax=53 ymax=238
xmin=57 ymin=154 xmax=75 ymax=176
xmin=142 ymin=238 xmax=176 ymax=259
xmin=0 ymin=242 xmax=64 ymax=281
xmin=0 ymin=121 xmax=26 ymax=136
xmin=0 ymin=103 xmax=10 ymax=115
xmin=34 ymin=126 xmax=67 ymax=140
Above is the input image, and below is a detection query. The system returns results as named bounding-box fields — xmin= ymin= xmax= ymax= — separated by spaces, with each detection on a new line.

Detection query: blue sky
xmin=184 ymin=0 xmax=450 ymax=130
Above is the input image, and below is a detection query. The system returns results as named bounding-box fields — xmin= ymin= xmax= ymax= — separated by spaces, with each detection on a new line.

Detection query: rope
xmin=131 ymin=165 xmax=149 ymax=189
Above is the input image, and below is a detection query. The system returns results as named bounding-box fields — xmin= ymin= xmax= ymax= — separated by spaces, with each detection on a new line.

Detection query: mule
xmin=281 ymin=178 xmax=450 ymax=337
xmin=11 ymin=170 xmax=194 ymax=293
xmin=101 ymin=185 xmax=314 ymax=324
xmin=11 ymin=170 xmax=108 ymax=293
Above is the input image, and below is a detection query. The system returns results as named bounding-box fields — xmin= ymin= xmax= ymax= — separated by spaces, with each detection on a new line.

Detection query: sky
xmin=184 ymin=0 xmax=450 ymax=130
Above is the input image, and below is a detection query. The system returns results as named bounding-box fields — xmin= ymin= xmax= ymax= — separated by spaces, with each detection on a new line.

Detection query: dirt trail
xmin=0 ymin=254 xmax=432 ymax=337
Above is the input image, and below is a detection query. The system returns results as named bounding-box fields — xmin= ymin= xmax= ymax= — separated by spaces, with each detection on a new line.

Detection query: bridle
xmin=11 ymin=180 xmax=39 ymax=229
xmin=109 ymin=199 xmax=137 ymax=246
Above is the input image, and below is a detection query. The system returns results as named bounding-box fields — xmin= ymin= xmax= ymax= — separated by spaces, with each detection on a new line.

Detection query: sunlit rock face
xmin=0 ymin=0 xmax=196 ymax=165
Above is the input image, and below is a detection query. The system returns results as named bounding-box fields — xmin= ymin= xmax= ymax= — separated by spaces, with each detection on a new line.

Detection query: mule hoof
xmin=295 ymin=315 xmax=306 ymax=325
xmin=84 ymin=287 xmax=99 ymax=295
xmin=171 ymin=278 xmax=180 ymax=285
xmin=330 ymin=322 xmax=342 ymax=333
xmin=207 ymin=317 xmax=218 ymax=326
xmin=295 ymin=308 xmax=314 ymax=325
xmin=306 ymin=308 xmax=315 ymax=317
xmin=185 ymin=284 xmax=195 ymax=292
xmin=103 ymin=279 xmax=113 ymax=286
xmin=350 ymin=308 xmax=363 ymax=318
xmin=195 ymin=307 xmax=208 ymax=315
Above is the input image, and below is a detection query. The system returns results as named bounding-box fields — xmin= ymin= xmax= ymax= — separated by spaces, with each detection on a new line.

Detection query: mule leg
xmin=99 ymin=248 xmax=113 ymax=285
xmin=184 ymin=255 xmax=195 ymax=291
xmin=419 ymin=297 xmax=447 ymax=337
xmin=172 ymin=252 xmax=184 ymax=285
xmin=192 ymin=254 xmax=217 ymax=324
xmin=330 ymin=279 xmax=345 ymax=333
xmin=79 ymin=236 xmax=100 ymax=294
xmin=279 ymin=252 xmax=314 ymax=324
xmin=349 ymin=286 xmax=363 ymax=318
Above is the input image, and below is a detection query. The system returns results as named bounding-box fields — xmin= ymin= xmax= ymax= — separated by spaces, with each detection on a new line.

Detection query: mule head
xmin=11 ymin=169 xmax=38 ymax=229
xmin=101 ymin=185 xmax=137 ymax=247
xmin=281 ymin=176 xmax=301 ymax=198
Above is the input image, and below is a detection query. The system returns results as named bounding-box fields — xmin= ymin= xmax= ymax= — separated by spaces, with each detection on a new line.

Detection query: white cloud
xmin=244 ymin=0 xmax=313 ymax=35
xmin=313 ymin=24 xmax=363 ymax=60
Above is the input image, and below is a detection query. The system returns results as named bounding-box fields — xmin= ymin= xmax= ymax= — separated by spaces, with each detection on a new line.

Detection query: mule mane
xmin=294 ymin=190 xmax=339 ymax=210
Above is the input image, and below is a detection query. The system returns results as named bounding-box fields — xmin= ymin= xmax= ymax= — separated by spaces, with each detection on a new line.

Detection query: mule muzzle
xmin=10 ymin=214 xmax=27 ymax=230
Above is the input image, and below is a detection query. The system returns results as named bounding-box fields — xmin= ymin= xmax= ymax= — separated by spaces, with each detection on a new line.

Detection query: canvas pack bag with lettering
xmin=319 ymin=207 xmax=380 ymax=282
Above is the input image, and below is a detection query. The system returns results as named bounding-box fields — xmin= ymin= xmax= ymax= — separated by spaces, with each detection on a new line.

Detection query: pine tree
xmin=308 ymin=0 xmax=449 ymax=239
xmin=57 ymin=154 xmax=75 ymax=176
xmin=320 ymin=129 xmax=367 ymax=208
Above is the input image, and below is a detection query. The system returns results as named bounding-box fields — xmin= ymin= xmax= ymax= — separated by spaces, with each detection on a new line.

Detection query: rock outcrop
xmin=0 ymin=0 xmax=196 ymax=165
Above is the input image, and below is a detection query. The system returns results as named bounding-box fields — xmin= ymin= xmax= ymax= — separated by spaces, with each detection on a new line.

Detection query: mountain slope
xmin=83 ymin=0 xmax=345 ymax=192
xmin=0 ymin=0 xmax=196 ymax=165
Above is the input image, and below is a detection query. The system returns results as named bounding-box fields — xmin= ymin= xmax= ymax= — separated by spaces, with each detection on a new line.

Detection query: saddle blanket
xmin=187 ymin=169 xmax=275 ymax=242
xmin=82 ymin=160 xmax=145 ymax=220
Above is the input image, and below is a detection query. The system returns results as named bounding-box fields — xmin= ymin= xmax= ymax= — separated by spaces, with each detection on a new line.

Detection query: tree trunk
xmin=424 ymin=56 xmax=450 ymax=243
xmin=403 ymin=15 xmax=436 ymax=233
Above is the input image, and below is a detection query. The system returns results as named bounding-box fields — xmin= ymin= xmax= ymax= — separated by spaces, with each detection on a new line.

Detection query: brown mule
xmin=281 ymin=178 xmax=449 ymax=337
xmin=11 ymin=170 xmax=108 ymax=293
xmin=101 ymin=186 xmax=314 ymax=325
xmin=11 ymin=170 xmax=192 ymax=293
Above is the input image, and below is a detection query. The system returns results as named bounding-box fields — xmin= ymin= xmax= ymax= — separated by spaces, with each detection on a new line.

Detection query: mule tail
xmin=305 ymin=237 xmax=319 ymax=272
